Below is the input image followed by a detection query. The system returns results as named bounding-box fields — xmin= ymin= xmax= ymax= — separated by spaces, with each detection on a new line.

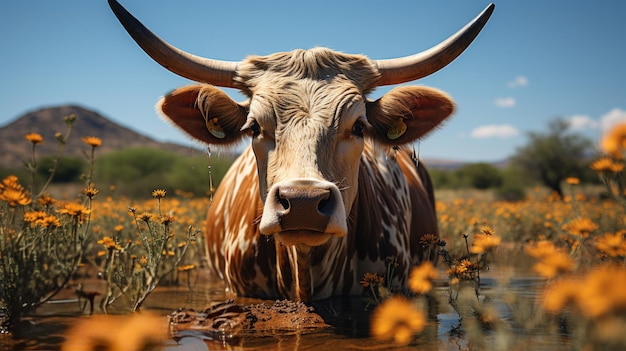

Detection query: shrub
xmin=36 ymin=156 xmax=85 ymax=183
xmin=94 ymin=147 xmax=235 ymax=198
xmin=454 ymin=163 xmax=503 ymax=190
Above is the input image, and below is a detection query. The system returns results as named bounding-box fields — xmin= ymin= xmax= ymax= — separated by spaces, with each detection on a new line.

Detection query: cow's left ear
xmin=365 ymin=86 xmax=455 ymax=145
xmin=157 ymin=84 xmax=248 ymax=145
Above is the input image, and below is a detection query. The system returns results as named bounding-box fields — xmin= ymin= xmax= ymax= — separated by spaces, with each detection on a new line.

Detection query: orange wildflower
xmin=0 ymin=188 xmax=31 ymax=207
xmin=470 ymin=233 xmax=501 ymax=254
xmin=595 ymin=231 xmax=626 ymax=257
xmin=590 ymin=157 xmax=624 ymax=173
xmin=98 ymin=236 xmax=122 ymax=251
xmin=24 ymin=133 xmax=43 ymax=144
xmin=152 ymin=189 xmax=166 ymax=199
xmin=58 ymin=202 xmax=90 ymax=221
xmin=526 ymin=240 xmax=574 ymax=278
xmin=601 ymin=122 xmax=626 ymax=159
xmin=359 ymin=272 xmax=384 ymax=288
xmin=563 ymin=217 xmax=599 ymax=238
xmin=370 ymin=296 xmax=425 ymax=345
xmin=82 ymin=186 xmax=99 ymax=199
xmin=408 ymin=261 xmax=439 ymax=294
xmin=81 ymin=136 xmax=102 ymax=147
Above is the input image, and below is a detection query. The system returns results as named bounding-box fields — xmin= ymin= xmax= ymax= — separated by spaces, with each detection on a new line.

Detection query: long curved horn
xmin=108 ymin=0 xmax=238 ymax=88
xmin=374 ymin=4 xmax=495 ymax=86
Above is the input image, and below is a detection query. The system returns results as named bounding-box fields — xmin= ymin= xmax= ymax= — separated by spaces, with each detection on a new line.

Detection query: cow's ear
xmin=157 ymin=84 xmax=248 ymax=145
xmin=365 ymin=86 xmax=455 ymax=145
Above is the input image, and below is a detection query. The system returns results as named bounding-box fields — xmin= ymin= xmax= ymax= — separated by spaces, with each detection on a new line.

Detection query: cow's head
xmin=109 ymin=0 xmax=493 ymax=248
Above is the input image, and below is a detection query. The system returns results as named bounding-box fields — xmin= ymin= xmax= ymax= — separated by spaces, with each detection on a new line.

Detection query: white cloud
xmin=567 ymin=115 xmax=599 ymax=130
xmin=600 ymin=108 xmax=626 ymax=131
xmin=471 ymin=124 xmax=520 ymax=139
xmin=565 ymin=108 xmax=626 ymax=132
xmin=494 ymin=97 xmax=516 ymax=108
xmin=507 ymin=76 xmax=528 ymax=88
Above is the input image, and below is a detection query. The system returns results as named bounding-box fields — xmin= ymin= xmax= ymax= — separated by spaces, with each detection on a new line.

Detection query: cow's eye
xmin=246 ymin=119 xmax=261 ymax=137
xmin=351 ymin=120 xmax=365 ymax=138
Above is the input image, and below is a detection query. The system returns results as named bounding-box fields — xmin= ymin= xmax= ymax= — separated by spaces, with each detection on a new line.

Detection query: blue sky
xmin=1 ymin=0 xmax=624 ymax=162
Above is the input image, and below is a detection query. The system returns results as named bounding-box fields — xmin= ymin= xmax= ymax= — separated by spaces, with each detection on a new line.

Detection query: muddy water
xmin=1 ymin=268 xmax=567 ymax=351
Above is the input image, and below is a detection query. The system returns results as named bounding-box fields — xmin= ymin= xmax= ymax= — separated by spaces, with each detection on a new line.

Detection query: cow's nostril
xmin=317 ymin=195 xmax=333 ymax=216
xmin=278 ymin=196 xmax=290 ymax=211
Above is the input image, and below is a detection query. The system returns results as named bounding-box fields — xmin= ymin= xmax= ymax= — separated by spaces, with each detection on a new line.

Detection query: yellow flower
xmin=590 ymin=157 xmax=624 ymax=173
xmin=408 ymin=261 xmax=438 ymax=294
xmin=563 ymin=217 xmax=599 ymax=238
xmin=470 ymin=233 xmax=501 ymax=254
xmin=24 ymin=211 xmax=62 ymax=228
xmin=370 ymin=296 xmax=425 ymax=345
xmin=525 ymin=240 xmax=558 ymax=258
xmin=595 ymin=231 xmax=626 ymax=257
xmin=479 ymin=226 xmax=495 ymax=236
xmin=24 ymin=211 xmax=46 ymax=224
xmin=531 ymin=252 xmax=574 ymax=279
xmin=177 ymin=264 xmax=196 ymax=272
xmin=97 ymin=236 xmax=122 ymax=251
xmin=81 ymin=136 xmax=102 ymax=147
xmin=418 ymin=233 xmax=439 ymax=246
xmin=152 ymin=189 xmax=167 ymax=199
xmin=0 ymin=188 xmax=32 ymax=207
xmin=576 ymin=265 xmax=626 ymax=318
xmin=446 ymin=259 xmax=475 ymax=281
xmin=542 ymin=278 xmax=580 ymax=313
xmin=58 ymin=202 xmax=90 ymax=221
xmin=82 ymin=186 xmax=99 ymax=199
xmin=25 ymin=133 xmax=43 ymax=144
xmin=139 ymin=212 xmax=153 ymax=222
xmin=160 ymin=214 xmax=175 ymax=225
xmin=526 ymin=240 xmax=574 ymax=278
xmin=360 ymin=272 xmax=384 ymax=288
xmin=0 ymin=176 xmax=31 ymax=206
xmin=41 ymin=215 xmax=62 ymax=228
xmin=565 ymin=177 xmax=580 ymax=185
xmin=601 ymin=122 xmax=626 ymax=159
xmin=37 ymin=194 xmax=56 ymax=207
xmin=114 ymin=225 xmax=124 ymax=232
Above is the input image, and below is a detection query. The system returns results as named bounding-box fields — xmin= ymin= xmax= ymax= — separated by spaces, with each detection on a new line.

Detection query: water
xmin=1 ymin=268 xmax=567 ymax=351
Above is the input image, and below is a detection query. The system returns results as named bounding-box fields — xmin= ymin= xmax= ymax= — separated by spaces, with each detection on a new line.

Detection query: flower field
xmin=1 ymin=119 xmax=625 ymax=350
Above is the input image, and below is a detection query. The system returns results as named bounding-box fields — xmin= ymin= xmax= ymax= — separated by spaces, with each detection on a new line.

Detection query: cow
xmin=109 ymin=0 xmax=494 ymax=301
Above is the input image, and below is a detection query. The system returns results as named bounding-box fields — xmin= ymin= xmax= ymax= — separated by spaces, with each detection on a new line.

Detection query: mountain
xmin=0 ymin=105 xmax=200 ymax=168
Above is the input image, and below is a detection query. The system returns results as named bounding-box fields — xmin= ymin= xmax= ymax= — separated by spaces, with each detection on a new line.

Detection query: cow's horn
xmin=108 ymin=0 xmax=238 ymax=88
xmin=374 ymin=3 xmax=495 ymax=86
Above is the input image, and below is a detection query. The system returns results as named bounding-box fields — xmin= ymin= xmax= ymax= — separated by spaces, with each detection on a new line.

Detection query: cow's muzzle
xmin=260 ymin=179 xmax=347 ymax=246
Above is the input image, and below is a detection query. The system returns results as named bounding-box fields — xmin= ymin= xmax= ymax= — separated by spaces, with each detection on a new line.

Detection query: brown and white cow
xmin=109 ymin=0 xmax=494 ymax=301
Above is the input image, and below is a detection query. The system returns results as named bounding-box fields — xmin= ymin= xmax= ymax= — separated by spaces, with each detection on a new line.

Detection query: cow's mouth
xmin=274 ymin=230 xmax=332 ymax=247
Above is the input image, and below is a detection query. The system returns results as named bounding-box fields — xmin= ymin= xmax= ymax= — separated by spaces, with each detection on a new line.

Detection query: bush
xmin=36 ymin=156 xmax=86 ymax=183
xmin=429 ymin=163 xmax=504 ymax=190
xmin=94 ymin=147 xmax=236 ymax=198
xmin=454 ymin=163 xmax=503 ymax=189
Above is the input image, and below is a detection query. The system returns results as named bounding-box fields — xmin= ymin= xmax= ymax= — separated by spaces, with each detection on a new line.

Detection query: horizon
xmin=2 ymin=1 xmax=625 ymax=162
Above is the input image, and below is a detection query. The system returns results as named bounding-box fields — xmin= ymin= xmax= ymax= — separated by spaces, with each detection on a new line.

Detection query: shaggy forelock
xmin=234 ymin=48 xmax=381 ymax=95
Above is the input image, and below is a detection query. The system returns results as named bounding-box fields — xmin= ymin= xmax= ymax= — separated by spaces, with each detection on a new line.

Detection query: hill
xmin=0 ymin=105 xmax=200 ymax=168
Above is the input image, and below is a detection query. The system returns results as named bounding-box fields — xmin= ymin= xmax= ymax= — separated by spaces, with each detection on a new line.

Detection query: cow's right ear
xmin=157 ymin=85 xmax=248 ymax=145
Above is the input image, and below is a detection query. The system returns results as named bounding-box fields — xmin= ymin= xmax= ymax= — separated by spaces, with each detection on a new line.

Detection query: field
xmin=1 ymin=126 xmax=626 ymax=350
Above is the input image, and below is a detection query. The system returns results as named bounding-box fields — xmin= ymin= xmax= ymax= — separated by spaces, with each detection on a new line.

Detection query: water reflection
xmin=2 ymin=268 xmax=569 ymax=351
